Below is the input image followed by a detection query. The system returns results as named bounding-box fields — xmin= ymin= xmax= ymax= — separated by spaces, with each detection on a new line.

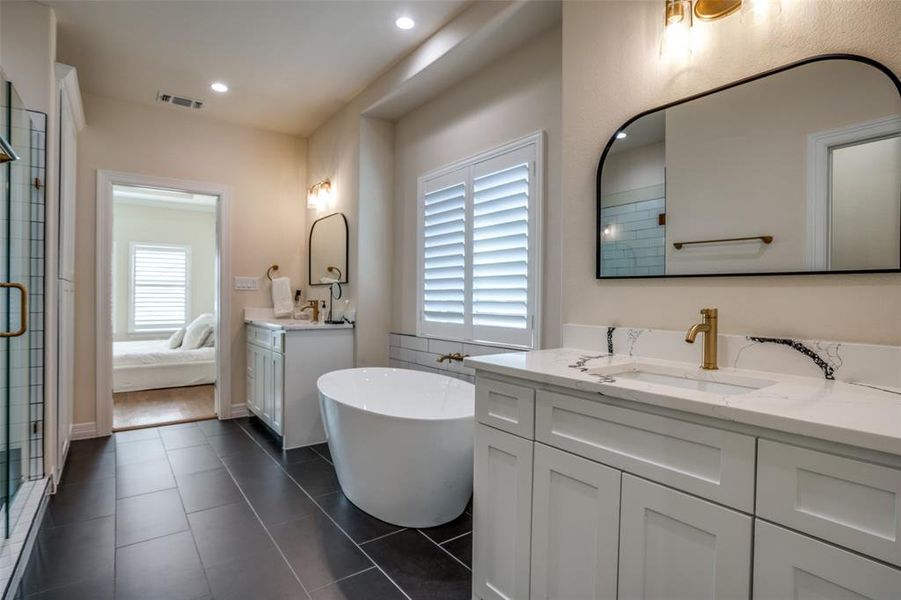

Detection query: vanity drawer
xmin=475 ymin=377 xmax=535 ymax=438
xmin=757 ymin=440 xmax=901 ymax=567
xmin=535 ymin=390 xmax=756 ymax=512
xmin=247 ymin=325 xmax=284 ymax=353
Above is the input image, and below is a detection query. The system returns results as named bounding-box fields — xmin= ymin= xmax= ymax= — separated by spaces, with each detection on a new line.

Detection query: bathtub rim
xmin=317 ymin=367 xmax=474 ymax=423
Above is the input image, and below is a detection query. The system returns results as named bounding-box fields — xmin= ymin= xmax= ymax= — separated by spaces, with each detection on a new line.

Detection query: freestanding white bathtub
xmin=317 ymin=368 xmax=474 ymax=528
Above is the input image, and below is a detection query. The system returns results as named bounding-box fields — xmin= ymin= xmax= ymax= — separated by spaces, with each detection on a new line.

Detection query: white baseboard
xmin=230 ymin=403 xmax=248 ymax=418
xmin=69 ymin=422 xmax=99 ymax=440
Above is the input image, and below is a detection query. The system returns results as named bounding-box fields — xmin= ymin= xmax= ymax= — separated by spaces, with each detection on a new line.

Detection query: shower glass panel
xmin=0 ymin=72 xmax=42 ymax=540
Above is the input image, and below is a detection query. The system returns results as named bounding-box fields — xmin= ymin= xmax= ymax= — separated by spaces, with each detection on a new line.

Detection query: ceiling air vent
xmin=156 ymin=91 xmax=204 ymax=110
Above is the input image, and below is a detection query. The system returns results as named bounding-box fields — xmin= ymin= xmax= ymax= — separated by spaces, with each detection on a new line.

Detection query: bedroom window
xmin=417 ymin=132 xmax=543 ymax=349
xmin=129 ymin=243 xmax=191 ymax=333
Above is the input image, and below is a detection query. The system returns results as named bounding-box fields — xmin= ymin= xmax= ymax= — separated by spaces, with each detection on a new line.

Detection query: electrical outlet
xmin=234 ymin=276 xmax=259 ymax=291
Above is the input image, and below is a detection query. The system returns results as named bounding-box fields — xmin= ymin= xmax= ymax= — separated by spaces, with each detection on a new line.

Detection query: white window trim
xmin=128 ymin=242 xmax=192 ymax=334
xmin=416 ymin=131 xmax=544 ymax=350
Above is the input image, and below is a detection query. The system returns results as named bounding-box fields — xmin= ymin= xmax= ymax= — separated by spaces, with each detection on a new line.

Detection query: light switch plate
xmin=234 ymin=276 xmax=259 ymax=291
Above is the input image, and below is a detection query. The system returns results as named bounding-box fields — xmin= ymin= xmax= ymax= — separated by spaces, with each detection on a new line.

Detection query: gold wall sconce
xmin=662 ymin=0 xmax=781 ymax=57
xmin=307 ymin=179 xmax=332 ymax=209
xmin=695 ymin=0 xmax=780 ymax=21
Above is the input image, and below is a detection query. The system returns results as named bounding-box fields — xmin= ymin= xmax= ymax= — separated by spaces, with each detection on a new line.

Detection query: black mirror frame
xmin=308 ymin=212 xmax=349 ymax=286
xmin=595 ymin=53 xmax=901 ymax=280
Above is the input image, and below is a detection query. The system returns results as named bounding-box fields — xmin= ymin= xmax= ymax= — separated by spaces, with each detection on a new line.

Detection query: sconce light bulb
xmin=661 ymin=0 xmax=693 ymax=59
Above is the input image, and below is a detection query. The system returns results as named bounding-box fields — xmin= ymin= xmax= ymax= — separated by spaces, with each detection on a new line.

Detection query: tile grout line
xmin=306 ymin=565 xmax=377 ymax=593
xmin=359 ymin=527 xmax=408 ymax=546
xmin=219 ymin=453 xmax=315 ymax=600
xmin=309 ymin=443 xmax=333 ymax=465
xmin=436 ymin=530 xmax=471 ymax=546
xmin=233 ymin=419 xmax=413 ymax=600
xmin=161 ymin=437 xmax=216 ymax=599
xmin=417 ymin=529 xmax=472 ymax=572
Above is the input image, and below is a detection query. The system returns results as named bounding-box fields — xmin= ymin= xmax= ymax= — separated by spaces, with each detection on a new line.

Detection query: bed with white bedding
xmin=113 ymin=339 xmax=216 ymax=393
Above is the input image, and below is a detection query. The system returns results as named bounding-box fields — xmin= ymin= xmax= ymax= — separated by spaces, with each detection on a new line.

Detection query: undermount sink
xmin=588 ymin=363 xmax=776 ymax=396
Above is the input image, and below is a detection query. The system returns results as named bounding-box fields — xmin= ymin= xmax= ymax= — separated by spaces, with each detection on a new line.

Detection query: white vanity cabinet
xmin=530 ymin=443 xmax=620 ymax=600
xmin=618 ymin=475 xmax=751 ymax=600
xmin=245 ymin=322 xmax=353 ymax=449
xmin=754 ymin=520 xmax=901 ymax=600
xmin=246 ymin=326 xmax=285 ymax=434
xmin=473 ymin=424 xmax=534 ymax=600
xmin=470 ymin=371 xmax=901 ymax=600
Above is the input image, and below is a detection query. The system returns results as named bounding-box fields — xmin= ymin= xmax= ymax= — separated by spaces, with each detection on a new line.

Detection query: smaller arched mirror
xmin=309 ymin=212 xmax=348 ymax=286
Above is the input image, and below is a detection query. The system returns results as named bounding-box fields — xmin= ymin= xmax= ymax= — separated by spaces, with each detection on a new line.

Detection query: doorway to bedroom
xmin=110 ymin=184 xmax=219 ymax=430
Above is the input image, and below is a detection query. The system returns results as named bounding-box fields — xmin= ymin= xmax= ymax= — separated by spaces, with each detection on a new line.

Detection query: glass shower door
xmin=0 ymin=73 xmax=33 ymax=539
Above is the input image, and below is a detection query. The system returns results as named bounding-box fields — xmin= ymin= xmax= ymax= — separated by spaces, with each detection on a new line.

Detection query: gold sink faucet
xmin=685 ymin=308 xmax=718 ymax=370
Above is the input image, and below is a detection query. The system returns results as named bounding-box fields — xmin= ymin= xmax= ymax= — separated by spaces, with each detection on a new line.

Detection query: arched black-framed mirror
xmin=596 ymin=54 xmax=901 ymax=279
xmin=308 ymin=212 xmax=349 ymax=286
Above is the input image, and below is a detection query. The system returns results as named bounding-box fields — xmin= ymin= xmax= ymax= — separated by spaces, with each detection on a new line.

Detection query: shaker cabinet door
xmin=530 ymin=443 xmax=620 ymax=600
xmin=270 ymin=351 xmax=284 ymax=435
xmin=246 ymin=344 xmax=257 ymax=415
xmin=473 ymin=424 xmax=533 ymax=600
xmin=754 ymin=520 xmax=901 ymax=600
xmin=618 ymin=475 xmax=752 ymax=600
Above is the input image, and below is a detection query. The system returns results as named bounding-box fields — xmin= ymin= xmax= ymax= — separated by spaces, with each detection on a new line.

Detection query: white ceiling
xmin=50 ymin=0 xmax=469 ymax=136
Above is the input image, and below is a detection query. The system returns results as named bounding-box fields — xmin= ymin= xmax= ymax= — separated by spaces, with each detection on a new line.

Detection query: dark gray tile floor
xmin=18 ymin=417 xmax=473 ymax=599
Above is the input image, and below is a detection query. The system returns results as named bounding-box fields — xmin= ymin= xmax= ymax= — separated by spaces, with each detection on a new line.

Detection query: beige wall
xmin=563 ymin=0 xmax=901 ymax=344
xmin=393 ymin=27 xmax=563 ymax=346
xmin=112 ymin=203 xmax=217 ymax=340
xmin=74 ymin=93 xmax=306 ymax=424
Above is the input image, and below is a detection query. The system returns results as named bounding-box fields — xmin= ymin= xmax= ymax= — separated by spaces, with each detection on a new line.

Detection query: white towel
xmin=271 ymin=277 xmax=293 ymax=317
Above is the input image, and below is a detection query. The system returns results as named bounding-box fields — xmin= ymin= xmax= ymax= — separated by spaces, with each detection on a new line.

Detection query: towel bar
xmin=266 ymin=265 xmax=279 ymax=281
xmin=673 ymin=235 xmax=773 ymax=250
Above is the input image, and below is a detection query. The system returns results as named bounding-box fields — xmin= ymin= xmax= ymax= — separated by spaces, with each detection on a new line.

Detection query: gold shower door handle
xmin=0 ymin=282 xmax=27 ymax=338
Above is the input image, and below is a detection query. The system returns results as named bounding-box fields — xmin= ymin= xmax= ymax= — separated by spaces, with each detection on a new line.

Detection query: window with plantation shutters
xmin=129 ymin=243 xmax=191 ymax=332
xmin=418 ymin=133 xmax=542 ymax=349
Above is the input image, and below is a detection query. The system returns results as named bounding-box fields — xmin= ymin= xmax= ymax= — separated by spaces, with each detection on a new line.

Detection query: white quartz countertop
xmin=245 ymin=318 xmax=354 ymax=331
xmin=465 ymin=348 xmax=901 ymax=456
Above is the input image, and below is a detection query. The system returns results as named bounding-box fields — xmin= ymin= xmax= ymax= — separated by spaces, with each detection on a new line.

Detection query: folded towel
xmin=271 ymin=277 xmax=293 ymax=317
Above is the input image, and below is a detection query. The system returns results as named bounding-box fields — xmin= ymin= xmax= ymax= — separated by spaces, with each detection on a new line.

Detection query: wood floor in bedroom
xmin=113 ymin=385 xmax=216 ymax=431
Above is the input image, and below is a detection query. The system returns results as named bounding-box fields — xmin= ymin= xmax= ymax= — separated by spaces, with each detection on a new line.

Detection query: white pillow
xmin=203 ymin=327 xmax=215 ymax=347
xmin=167 ymin=327 xmax=186 ymax=349
xmin=183 ymin=313 xmax=214 ymax=349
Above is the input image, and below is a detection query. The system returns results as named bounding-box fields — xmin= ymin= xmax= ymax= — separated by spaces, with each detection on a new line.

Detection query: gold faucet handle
xmin=701 ymin=307 xmax=718 ymax=318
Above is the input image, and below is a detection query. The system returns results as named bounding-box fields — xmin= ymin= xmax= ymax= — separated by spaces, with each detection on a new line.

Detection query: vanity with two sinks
xmin=466 ymin=312 xmax=901 ymax=600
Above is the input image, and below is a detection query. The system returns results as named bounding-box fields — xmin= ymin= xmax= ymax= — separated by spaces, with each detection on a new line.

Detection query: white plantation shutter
xmin=418 ymin=134 xmax=541 ymax=348
xmin=130 ymin=243 xmax=191 ymax=332
xmin=421 ymin=169 xmax=468 ymax=339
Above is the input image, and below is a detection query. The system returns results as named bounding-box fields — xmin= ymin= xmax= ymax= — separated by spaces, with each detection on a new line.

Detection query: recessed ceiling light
xmin=616 ymin=131 xmax=627 ymax=139
xmin=395 ymin=16 xmax=415 ymax=30
xmin=210 ymin=82 xmax=229 ymax=93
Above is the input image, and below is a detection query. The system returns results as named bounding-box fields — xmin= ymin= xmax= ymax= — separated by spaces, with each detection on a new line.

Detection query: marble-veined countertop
xmin=465 ymin=348 xmax=901 ymax=456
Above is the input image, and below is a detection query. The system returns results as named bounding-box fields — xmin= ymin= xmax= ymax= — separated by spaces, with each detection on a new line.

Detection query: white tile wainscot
xmin=387 ymin=333 xmax=525 ymax=384
xmin=466 ymin=347 xmax=901 ymax=600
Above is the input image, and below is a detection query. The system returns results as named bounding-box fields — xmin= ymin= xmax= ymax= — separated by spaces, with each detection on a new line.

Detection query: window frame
xmin=416 ymin=131 xmax=544 ymax=350
xmin=128 ymin=242 xmax=192 ymax=334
